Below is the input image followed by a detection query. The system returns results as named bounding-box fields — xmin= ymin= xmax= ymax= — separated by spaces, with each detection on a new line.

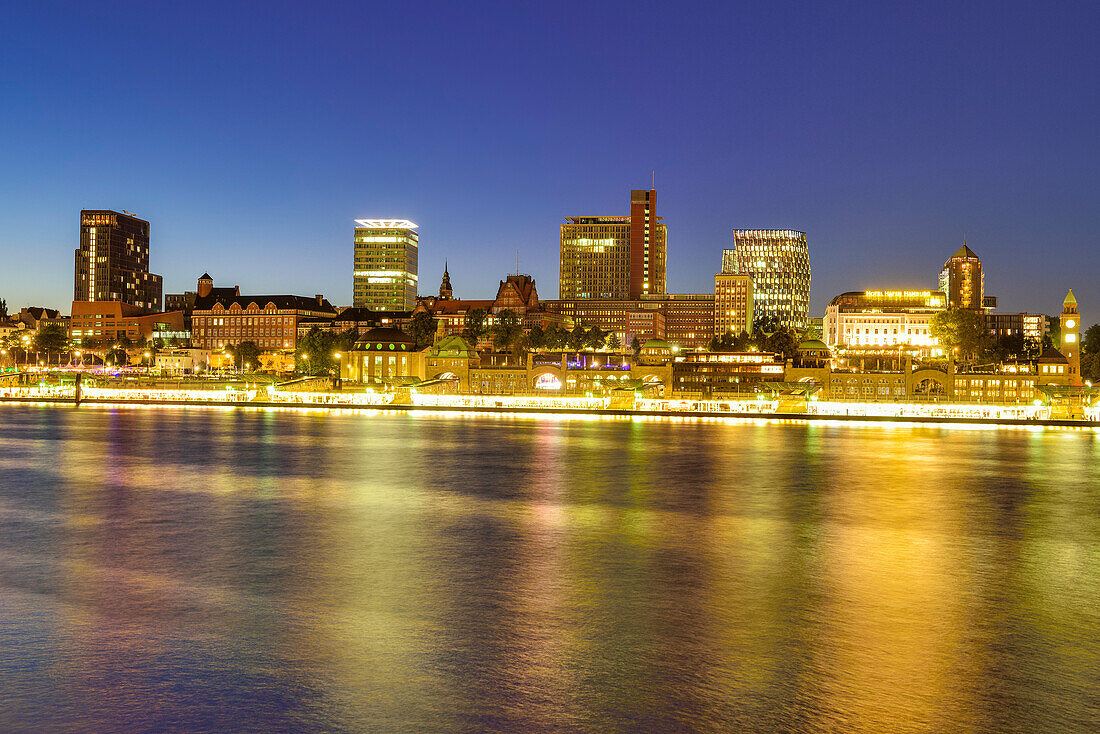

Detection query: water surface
xmin=1 ymin=404 xmax=1098 ymax=732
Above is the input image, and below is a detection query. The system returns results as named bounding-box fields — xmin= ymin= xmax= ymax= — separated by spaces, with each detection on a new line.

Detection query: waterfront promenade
xmin=2 ymin=385 xmax=1097 ymax=429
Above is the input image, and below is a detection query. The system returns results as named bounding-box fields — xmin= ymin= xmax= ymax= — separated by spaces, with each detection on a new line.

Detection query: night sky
xmin=1 ymin=1 xmax=1097 ymax=322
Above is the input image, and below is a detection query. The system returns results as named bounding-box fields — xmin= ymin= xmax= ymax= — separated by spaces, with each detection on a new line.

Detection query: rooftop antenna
xmin=516 ymin=249 xmax=520 ymax=276
xmin=651 ymin=170 xmax=655 ymax=189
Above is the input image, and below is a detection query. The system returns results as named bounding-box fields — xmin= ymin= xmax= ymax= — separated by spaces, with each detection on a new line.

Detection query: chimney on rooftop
xmin=316 ymin=294 xmax=323 ymax=306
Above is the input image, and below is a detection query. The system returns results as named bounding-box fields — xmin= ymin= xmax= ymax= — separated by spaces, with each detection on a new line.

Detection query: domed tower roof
xmin=353 ymin=327 xmax=417 ymax=352
xmin=798 ymin=337 xmax=829 ymax=351
xmin=429 ymin=335 xmax=478 ymax=358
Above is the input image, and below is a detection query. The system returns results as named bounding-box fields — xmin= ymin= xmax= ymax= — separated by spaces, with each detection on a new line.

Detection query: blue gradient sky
xmin=1 ymin=1 xmax=1097 ymax=321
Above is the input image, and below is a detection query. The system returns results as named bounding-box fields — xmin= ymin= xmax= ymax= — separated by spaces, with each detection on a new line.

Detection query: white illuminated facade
xmin=353 ymin=219 xmax=419 ymax=310
xmin=824 ymin=290 xmax=946 ymax=355
xmin=728 ymin=230 xmax=810 ymax=328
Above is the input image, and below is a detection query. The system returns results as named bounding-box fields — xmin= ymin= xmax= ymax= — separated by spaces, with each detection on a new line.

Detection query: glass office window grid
xmin=559 ymin=217 xmax=632 ymax=300
xmin=353 ymin=220 xmax=419 ymax=311
xmin=75 ymin=210 xmax=162 ymax=311
xmin=714 ymin=273 xmax=753 ymax=335
xmin=729 ymin=229 xmax=811 ymax=329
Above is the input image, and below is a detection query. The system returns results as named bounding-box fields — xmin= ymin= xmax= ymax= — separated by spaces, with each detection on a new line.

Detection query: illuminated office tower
xmin=938 ymin=244 xmax=983 ymax=311
xmin=728 ymin=229 xmax=810 ymax=328
xmin=713 ymin=272 xmax=754 ymax=336
xmin=353 ymin=219 xmax=419 ymax=310
xmin=74 ymin=209 xmax=162 ymax=311
xmin=560 ymin=189 xmax=666 ymax=300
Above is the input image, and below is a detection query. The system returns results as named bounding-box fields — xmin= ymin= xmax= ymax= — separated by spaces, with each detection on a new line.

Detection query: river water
xmin=0 ymin=404 xmax=1098 ymax=733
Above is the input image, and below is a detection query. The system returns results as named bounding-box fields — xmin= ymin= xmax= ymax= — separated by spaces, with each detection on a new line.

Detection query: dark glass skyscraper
xmin=74 ymin=210 xmax=162 ymax=311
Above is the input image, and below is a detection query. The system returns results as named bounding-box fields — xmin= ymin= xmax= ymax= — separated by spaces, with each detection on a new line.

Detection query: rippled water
xmin=1 ymin=404 xmax=1098 ymax=733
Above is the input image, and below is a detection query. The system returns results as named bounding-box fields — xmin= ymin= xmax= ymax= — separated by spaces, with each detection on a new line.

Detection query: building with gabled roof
xmin=189 ymin=274 xmax=336 ymax=352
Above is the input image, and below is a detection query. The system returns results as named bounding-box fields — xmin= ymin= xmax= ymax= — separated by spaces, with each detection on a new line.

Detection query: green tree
xmin=606 ymin=332 xmax=622 ymax=351
xmin=765 ymin=327 xmax=798 ymax=361
xmin=1082 ymin=323 xmax=1100 ymax=355
xmin=408 ymin=312 xmax=437 ymax=348
xmin=0 ymin=298 xmax=7 ymax=318
xmin=709 ymin=329 xmax=751 ymax=353
xmin=526 ymin=324 xmax=546 ymax=350
xmin=295 ymin=327 xmax=336 ymax=375
xmin=1047 ymin=317 xmax=1061 ymax=347
xmin=491 ymin=309 xmax=523 ymax=351
xmin=929 ymin=307 xmax=989 ymax=362
xmin=105 ymin=347 xmax=128 ymax=367
xmin=461 ymin=308 xmax=489 ymax=344
xmin=585 ymin=325 xmax=608 ymax=350
xmin=985 ymin=332 xmax=1026 ymax=363
xmin=544 ymin=325 xmax=568 ymax=350
xmin=567 ymin=324 xmax=588 ymax=352
xmin=237 ymin=341 xmax=261 ymax=371
xmin=1081 ymin=353 xmax=1099 ymax=383
xmin=34 ymin=324 xmax=69 ymax=365
xmin=334 ymin=327 xmax=359 ymax=355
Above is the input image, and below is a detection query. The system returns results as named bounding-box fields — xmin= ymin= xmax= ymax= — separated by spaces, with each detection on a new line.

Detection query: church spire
xmin=439 ymin=262 xmax=453 ymax=300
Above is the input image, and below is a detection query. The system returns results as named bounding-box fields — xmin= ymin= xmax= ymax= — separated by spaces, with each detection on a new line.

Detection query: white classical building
xmin=824 ymin=290 xmax=946 ymax=356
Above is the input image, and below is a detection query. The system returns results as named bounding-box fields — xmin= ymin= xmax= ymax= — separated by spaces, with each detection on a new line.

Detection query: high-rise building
xmin=353 ymin=219 xmax=419 ymax=310
xmin=74 ymin=210 xmax=162 ymax=311
xmin=713 ymin=273 xmax=754 ymax=336
xmin=938 ymin=245 xmax=983 ymax=311
xmin=728 ymin=230 xmax=810 ymax=329
xmin=559 ymin=189 xmax=666 ymax=300
xmin=1061 ymin=290 xmax=1081 ymax=386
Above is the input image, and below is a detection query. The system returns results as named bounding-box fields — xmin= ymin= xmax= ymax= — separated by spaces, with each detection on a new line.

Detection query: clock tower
xmin=1060 ymin=290 xmax=1081 ymax=386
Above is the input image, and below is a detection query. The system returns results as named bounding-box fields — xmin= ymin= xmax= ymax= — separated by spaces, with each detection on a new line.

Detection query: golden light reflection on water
xmin=0 ymin=404 xmax=1098 ymax=732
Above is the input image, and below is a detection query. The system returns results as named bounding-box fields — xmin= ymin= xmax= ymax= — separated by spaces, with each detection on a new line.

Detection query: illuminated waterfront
xmin=1 ymin=404 xmax=1099 ymax=732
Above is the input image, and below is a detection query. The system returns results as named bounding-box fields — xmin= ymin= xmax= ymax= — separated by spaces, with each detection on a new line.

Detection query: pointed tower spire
xmin=439 ymin=262 xmax=453 ymax=300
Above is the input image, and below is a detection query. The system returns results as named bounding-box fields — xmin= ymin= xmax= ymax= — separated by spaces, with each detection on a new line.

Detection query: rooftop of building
xmin=428 ymin=335 xmax=478 ymax=359
xmin=353 ymin=327 xmax=417 ymax=351
xmin=1035 ymin=346 xmax=1069 ymax=363
xmin=193 ymin=291 xmax=337 ymax=314
xmin=828 ymin=290 xmax=946 ymax=310
xmin=948 ymin=244 xmax=980 ymax=260
xmin=336 ymin=307 xmax=413 ymax=322
xmin=421 ymin=299 xmax=495 ymax=315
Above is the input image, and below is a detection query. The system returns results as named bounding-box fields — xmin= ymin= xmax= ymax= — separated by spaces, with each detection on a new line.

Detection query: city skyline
xmin=2 ymin=2 xmax=1097 ymax=321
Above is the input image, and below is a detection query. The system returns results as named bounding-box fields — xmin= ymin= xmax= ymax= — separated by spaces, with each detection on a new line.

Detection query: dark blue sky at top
xmin=1 ymin=1 xmax=1097 ymax=321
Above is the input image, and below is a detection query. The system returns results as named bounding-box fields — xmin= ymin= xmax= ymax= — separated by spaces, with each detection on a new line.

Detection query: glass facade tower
xmin=728 ymin=229 xmax=811 ymax=329
xmin=353 ymin=219 xmax=419 ymax=310
xmin=74 ymin=209 xmax=162 ymax=311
